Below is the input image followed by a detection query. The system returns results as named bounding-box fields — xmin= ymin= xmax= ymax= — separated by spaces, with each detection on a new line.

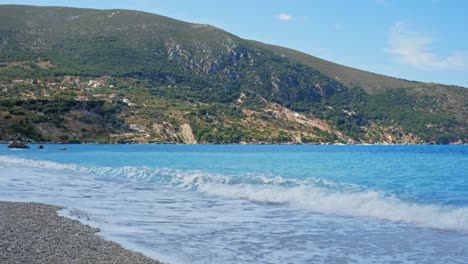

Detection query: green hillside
xmin=0 ymin=5 xmax=466 ymax=144
xmin=249 ymin=41 xmax=415 ymax=94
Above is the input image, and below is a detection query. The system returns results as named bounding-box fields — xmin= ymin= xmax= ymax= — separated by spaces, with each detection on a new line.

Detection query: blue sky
xmin=2 ymin=0 xmax=468 ymax=87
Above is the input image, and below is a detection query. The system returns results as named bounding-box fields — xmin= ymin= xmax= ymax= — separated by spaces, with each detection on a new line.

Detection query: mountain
xmin=0 ymin=5 xmax=466 ymax=144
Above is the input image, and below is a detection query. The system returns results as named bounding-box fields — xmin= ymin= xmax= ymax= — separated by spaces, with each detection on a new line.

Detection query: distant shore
xmin=0 ymin=201 xmax=162 ymax=264
xmin=1 ymin=141 xmax=466 ymax=146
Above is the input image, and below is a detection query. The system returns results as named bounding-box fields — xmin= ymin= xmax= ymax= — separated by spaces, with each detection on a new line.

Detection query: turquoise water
xmin=0 ymin=145 xmax=467 ymax=263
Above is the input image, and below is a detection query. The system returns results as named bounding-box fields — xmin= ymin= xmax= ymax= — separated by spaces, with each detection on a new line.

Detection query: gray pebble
xmin=0 ymin=201 xmax=163 ymax=264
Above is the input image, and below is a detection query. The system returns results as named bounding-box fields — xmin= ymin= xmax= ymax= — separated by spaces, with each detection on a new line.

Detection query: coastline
xmin=1 ymin=141 xmax=467 ymax=146
xmin=0 ymin=146 xmax=467 ymax=263
xmin=0 ymin=201 xmax=162 ymax=264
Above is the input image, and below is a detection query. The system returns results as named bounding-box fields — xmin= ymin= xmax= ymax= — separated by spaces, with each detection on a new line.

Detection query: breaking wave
xmin=1 ymin=156 xmax=467 ymax=232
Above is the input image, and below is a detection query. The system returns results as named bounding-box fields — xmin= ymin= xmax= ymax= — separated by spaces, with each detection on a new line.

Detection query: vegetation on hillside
xmin=0 ymin=5 xmax=466 ymax=144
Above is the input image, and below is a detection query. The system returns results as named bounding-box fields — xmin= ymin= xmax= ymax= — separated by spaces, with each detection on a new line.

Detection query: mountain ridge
xmin=0 ymin=5 xmax=466 ymax=144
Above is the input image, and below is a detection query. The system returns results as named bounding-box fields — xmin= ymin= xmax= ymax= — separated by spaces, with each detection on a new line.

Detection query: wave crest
xmin=1 ymin=156 xmax=467 ymax=232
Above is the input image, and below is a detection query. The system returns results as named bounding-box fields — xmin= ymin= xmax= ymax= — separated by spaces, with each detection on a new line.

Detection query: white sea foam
xmin=197 ymin=183 xmax=468 ymax=232
xmin=1 ymin=156 xmax=468 ymax=232
xmin=0 ymin=156 xmax=77 ymax=171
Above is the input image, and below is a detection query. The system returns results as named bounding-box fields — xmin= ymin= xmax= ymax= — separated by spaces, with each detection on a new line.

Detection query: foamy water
xmin=1 ymin=145 xmax=467 ymax=263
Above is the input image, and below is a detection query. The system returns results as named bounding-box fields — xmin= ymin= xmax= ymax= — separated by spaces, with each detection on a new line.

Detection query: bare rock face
xmin=180 ymin=124 xmax=197 ymax=144
xmin=7 ymin=140 xmax=30 ymax=149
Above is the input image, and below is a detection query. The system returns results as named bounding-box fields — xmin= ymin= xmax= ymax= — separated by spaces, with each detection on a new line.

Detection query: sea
xmin=0 ymin=144 xmax=467 ymax=264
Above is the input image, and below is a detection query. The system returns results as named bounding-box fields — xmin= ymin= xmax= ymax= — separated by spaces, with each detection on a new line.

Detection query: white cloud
xmin=276 ymin=14 xmax=292 ymax=21
xmin=386 ymin=22 xmax=467 ymax=71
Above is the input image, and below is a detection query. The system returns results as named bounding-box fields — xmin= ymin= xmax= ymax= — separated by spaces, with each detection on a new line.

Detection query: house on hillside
xmin=75 ymin=96 xmax=89 ymax=101
xmin=129 ymin=124 xmax=145 ymax=132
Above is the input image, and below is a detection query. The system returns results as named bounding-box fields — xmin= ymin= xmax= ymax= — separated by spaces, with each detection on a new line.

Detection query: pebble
xmin=0 ymin=201 xmax=163 ymax=264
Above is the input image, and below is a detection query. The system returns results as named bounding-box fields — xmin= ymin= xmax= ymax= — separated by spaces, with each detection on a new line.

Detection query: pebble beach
xmin=0 ymin=201 xmax=162 ymax=264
